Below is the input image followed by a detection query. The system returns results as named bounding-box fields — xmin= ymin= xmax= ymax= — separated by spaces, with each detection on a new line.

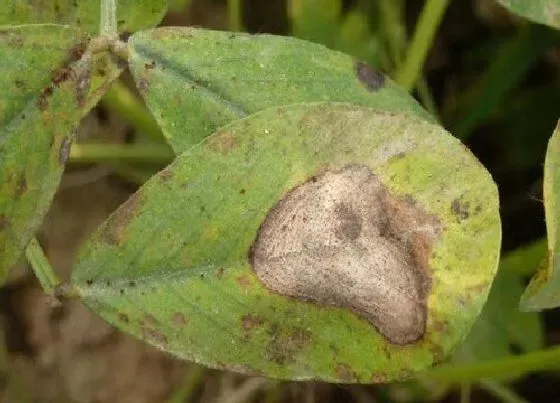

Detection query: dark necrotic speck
xmin=355 ymin=61 xmax=386 ymax=91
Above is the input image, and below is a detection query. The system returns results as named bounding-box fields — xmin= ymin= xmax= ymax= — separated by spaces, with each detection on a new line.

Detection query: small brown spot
xmin=15 ymin=174 xmax=27 ymax=197
xmin=266 ymin=326 xmax=312 ymax=365
xmin=239 ymin=188 xmax=246 ymax=195
xmin=371 ymin=373 xmax=388 ymax=383
xmin=251 ymin=165 xmax=441 ymax=345
xmin=0 ymin=215 xmax=8 ymax=231
xmin=335 ymin=363 xmax=358 ymax=383
xmin=119 ymin=31 xmax=132 ymax=42
xmin=216 ymin=267 xmax=225 ymax=278
xmin=101 ymin=193 xmax=144 ymax=245
xmin=137 ymin=78 xmax=148 ymax=92
xmin=145 ymin=60 xmax=156 ymax=69
xmin=207 ymin=131 xmax=237 ymax=155
xmin=14 ymin=79 xmax=24 ymax=89
xmin=129 ymin=280 xmax=136 ymax=287
xmin=172 ymin=312 xmax=187 ymax=326
xmin=86 ymin=279 xmax=94 ymax=286
xmin=52 ymin=67 xmax=72 ymax=86
xmin=236 ymin=273 xmax=253 ymax=289
xmin=142 ymin=314 xmax=158 ymax=326
xmin=159 ymin=167 xmax=173 ymax=184
xmin=37 ymin=86 xmax=53 ymax=111
xmin=118 ymin=313 xmax=129 ymax=323
xmin=241 ymin=314 xmax=264 ymax=331
xmin=69 ymin=40 xmax=87 ymax=62
xmin=355 ymin=61 xmax=386 ymax=91
xmin=428 ymin=342 xmax=445 ymax=364
xmin=142 ymin=327 xmax=168 ymax=346
xmin=59 ymin=136 xmax=72 ymax=164
xmin=451 ymin=199 xmax=470 ymax=220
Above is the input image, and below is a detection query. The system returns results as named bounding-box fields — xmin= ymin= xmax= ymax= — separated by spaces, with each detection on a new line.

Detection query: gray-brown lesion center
xmin=250 ymin=165 xmax=441 ymax=345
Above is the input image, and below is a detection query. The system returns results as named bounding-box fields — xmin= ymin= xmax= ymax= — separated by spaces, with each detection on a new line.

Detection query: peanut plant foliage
xmin=0 ymin=25 xmax=114 ymax=279
xmin=128 ymin=27 xmax=435 ymax=153
xmin=0 ymin=0 xmax=168 ymax=279
xmin=72 ymin=102 xmax=501 ymax=382
xmin=521 ymin=121 xmax=560 ymax=310
xmin=0 ymin=15 xmax=509 ymax=381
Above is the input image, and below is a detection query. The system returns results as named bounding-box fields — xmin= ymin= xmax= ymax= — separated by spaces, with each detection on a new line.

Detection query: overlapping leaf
xmin=128 ymin=27 xmax=434 ymax=153
xmin=0 ymin=24 xmax=120 ymax=280
xmin=73 ymin=103 xmax=500 ymax=382
xmin=521 ymin=120 xmax=560 ymax=310
xmin=497 ymin=0 xmax=560 ymax=29
xmin=0 ymin=0 xmax=167 ymax=35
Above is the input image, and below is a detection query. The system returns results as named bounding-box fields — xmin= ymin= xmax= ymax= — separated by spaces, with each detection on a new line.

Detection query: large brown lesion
xmin=250 ymin=165 xmax=442 ymax=345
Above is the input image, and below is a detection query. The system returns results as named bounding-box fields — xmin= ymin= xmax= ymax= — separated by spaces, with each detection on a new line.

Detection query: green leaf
xmin=521 ymin=120 xmax=560 ymax=310
xmin=497 ymin=0 xmax=560 ymax=29
xmin=0 ymin=24 xmax=121 ymax=280
xmin=0 ymin=0 xmax=167 ymax=35
xmin=455 ymin=268 xmax=543 ymax=363
xmin=128 ymin=27 xmax=435 ymax=153
xmin=72 ymin=103 xmax=501 ymax=382
xmin=290 ymin=0 xmax=342 ymax=47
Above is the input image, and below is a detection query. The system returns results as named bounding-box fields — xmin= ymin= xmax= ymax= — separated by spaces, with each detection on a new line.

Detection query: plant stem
xmin=379 ymin=0 xmax=406 ymax=69
xmin=424 ymin=344 xmax=560 ymax=383
xmin=100 ymin=0 xmax=117 ymax=37
xmin=69 ymin=143 xmax=174 ymax=165
xmin=228 ymin=0 xmax=243 ymax=32
xmin=25 ymin=238 xmax=61 ymax=296
xmin=395 ymin=0 xmax=450 ymax=91
xmin=460 ymin=382 xmax=471 ymax=403
xmin=101 ymin=81 xmax=166 ymax=144
xmin=479 ymin=380 xmax=529 ymax=403
xmin=166 ymin=365 xmax=206 ymax=403
xmin=416 ymin=77 xmax=441 ymax=121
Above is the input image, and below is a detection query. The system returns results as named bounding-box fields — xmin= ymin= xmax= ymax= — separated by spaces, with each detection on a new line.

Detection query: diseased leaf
xmin=128 ymin=27 xmax=434 ymax=153
xmin=73 ymin=103 xmax=501 ymax=382
xmin=521 ymin=120 xmax=560 ymax=310
xmin=0 ymin=0 xmax=167 ymax=35
xmin=0 ymin=24 xmax=121 ymax=280
xmin=497 ymin=0 xmax=560 ymax=29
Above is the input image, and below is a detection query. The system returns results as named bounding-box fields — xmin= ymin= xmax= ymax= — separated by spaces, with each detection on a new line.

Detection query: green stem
xmin=479 ymin=380 xmax=529 ymax=403
xmin=166 ymin=365 xmax=206 ymax=403
xmin=228 ymin=0 xmax=243 ymax=32
xmin=424 ymin=344 xmax=560 ymax=383
xmin=111 ymin=163 xmax=159 ymax=184
xmin=100 ymin=0 xmax=117 ymax=37
xmin=25 ymin=238 xmax=61 ymax=296
xmin=395 ymin=0 xmax=450 ymax=91
xmin=69 ymin=143 xmax=174 ymax=165
xmin=460 ymin=382 xmax=471 ymax=403
xmin=416 ymin=77 xmax=441 ymax=121
xmin=101 ymin=81 xmax=166 ymax=144
xmin=379 ymin=0 xmax=406 ymax=69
